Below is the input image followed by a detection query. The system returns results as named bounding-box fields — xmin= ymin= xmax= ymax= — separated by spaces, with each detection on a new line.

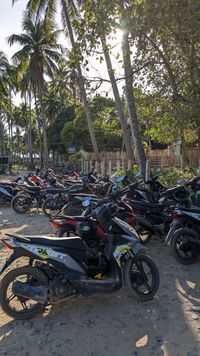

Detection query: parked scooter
xmin=0 ymin=202 xmax=159 ymax=320
xmin=165 ymin=206 xmax=200 ymax=264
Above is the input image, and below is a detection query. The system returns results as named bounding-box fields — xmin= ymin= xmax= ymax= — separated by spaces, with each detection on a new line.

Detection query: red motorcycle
xmin=50 ymin=200 xmax=137 ymax=248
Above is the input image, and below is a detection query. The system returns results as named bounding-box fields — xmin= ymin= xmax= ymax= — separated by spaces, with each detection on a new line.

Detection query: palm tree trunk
xmin=61 ymin=1 xmax=99 ymax=160
xmin=35 ymin=95 xmax=43 ymax=167
xmin=0 ymin=105 xmax=5 ymax=156
xmin=9 ymin=87 xmax=13 ymax=159
xmin=37 ymin=78 xmax=49 ymax=168
xmin=122 ymin=31 xmax=146 ymax=176
xmin=28 ymin=90 xmax=33 ymax=164
xmin=24 ymin=92 xmax=30 ymax=162
xmin=101 ymin=36 xmax=134 ymax=165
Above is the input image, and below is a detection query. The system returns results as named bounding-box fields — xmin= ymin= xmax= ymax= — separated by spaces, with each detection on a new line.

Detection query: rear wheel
xmin=57 ymin=228 xmax=72 ymax=237
xmin=0 ymin=266 xmax=48 ymax=320
xmin=124 ymin=254 xmax=159 ymax=301
xmin=11 ymin=194 xmax=31 ymax=214
xmin=170 ymin=228 xmax=200 ymax=264
xmin=42 ymin=197 xmax=64 ymax=217
xmin=134 ymin=226 xmax=153 ymax=244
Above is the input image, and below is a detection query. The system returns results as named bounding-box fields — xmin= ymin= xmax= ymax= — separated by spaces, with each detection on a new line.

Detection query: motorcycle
xmin=165 ymin=206 xmax=200 ymax=264
xmin=50 ymin=193 xmax=137 ymax=245
xmin=0 ymin=203 xmax=159 ymax=320
xmin=43 ymin=175 xmax=129 ymax=218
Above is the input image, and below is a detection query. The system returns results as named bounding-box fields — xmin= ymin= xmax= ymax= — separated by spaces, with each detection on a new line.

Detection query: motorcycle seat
xmin=69 ymin=193 xmax=98 ymax=199
xmin=24 ymin=186 xmax=40 ymax=193
xmin=177 ymin=206 xmax=200 ymax=213
xmin=127 ymin=199 xmax=165 ymax=212
xmin=52 ymin=215 xmax=88 ymax=221
xmin=6 ymin=233 xmax=87 ymax=250
xmin=46 ymin=188 xmax=67 ymax=194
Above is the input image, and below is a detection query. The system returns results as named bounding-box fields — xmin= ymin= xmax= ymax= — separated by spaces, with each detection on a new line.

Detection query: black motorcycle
xmin=0 ymin=203 xmax=159 ymax=320
xmin=165 ymin=206 xmax=200 ymax=264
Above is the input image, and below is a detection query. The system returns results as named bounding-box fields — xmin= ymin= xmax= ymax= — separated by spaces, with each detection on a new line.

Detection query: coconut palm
xmin=8 ymin=11 xmax=62 ymax=167
xmin=12 ymin=0 xmax=100 ymax=160
xmin=0 ymin=51 xmax=10 ymax=155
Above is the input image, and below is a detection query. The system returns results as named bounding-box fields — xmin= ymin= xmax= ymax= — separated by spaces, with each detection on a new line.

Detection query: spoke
xmin=7 ymin=293 xmax=16 ymax=302
xmin=20 ymin=300 xmax=28 ymax=310
xmin=136 ymin=260 xmax=146 ymax=277
xmin=143 ymin=281 xmax=151 ymax=291
xmin=146 ymin=270 xmax=152 ymax=277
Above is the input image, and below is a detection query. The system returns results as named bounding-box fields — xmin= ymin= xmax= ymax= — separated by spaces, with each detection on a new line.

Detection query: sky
xmin=0 ymin=0 xmax=124 ymax=102
xmin=0 ymin=0 xmax=28 ymax=59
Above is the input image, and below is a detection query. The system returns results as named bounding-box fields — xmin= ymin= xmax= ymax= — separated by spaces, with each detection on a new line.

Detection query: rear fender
xmin=0 ymin=252 xmax=19 ymax=274
xmin=165 ymin=220 xmax=184 ymax=245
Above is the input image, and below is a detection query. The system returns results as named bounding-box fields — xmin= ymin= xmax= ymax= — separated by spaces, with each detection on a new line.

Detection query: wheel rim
xmin=6 ymin=272 xmax=42 ymax=313
xmin=175 ymin=235 xmax=196 ymax=259
xmin=130 ymin=258 xmax=155 ymax=295
xmin=44 ymin=199 xmax=63 ymax=216
xmin=14 ymin=198 xmax=29 ymax=212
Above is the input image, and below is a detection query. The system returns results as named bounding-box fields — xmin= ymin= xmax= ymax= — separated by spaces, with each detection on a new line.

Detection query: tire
xmin=0 ymin=265 xmax=48 ymax=320
xmin=42 ymin=197 xmax=64 ymax=217
xmin=59 ymin=201 xmax=83 ymax=216
xmin=134 ymin=225 xmax=153 ymax=244
xmin=11 ymin=194 xmax=31 ymax=214
xmin=170 ymin=228 xmax=200 ymax=265
xmin=57 ymin=228 xmax=72 ymax=237
xmin=123 ymin=254 xmax=159 ymax=301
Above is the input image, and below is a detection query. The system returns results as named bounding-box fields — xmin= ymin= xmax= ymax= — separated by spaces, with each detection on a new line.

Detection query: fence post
xmin=161 ymin=156 xmax=164 ymax=170
xmin=89 ymin=160 xmax=92 ymax=172
xmin=117 ymin=160 xmax=120 ymax=172
xmin=128 ymin=160 xmax=132 ymax=171
xmin=108 ymin=160 xmax=112 ymax=175
xmin=101 ymin=159 xmax=105 ymax=175
xmin=145 ymin=159 xmax=150 ymax=188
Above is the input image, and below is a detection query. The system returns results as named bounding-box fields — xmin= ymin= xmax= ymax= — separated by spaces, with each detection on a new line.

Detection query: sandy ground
xmin=0 ymin=193 xmax=200 ymax=355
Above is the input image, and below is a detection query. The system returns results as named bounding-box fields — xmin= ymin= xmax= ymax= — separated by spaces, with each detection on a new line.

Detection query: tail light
xmin=170 ymin=211 xmax=179 ymax=219
xmin=2 ymin=240 xmax=14 ymax=249
xmin=50 ymin=220 xmax=62 ymax=228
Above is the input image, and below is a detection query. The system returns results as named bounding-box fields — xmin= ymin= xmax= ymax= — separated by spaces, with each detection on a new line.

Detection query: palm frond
xmin=8 ymin=34 xmax=34 ymax=47
xmin=11 ymin=48 xmax=32 ymax=65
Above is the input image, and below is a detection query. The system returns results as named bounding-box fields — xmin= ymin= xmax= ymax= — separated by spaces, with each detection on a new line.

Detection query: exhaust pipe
xmin=12 ymin=281 xmax=48 ymax=304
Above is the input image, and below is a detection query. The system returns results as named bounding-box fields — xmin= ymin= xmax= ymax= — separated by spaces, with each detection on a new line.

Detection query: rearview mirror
xmin=82 ymin=200 xmax=91 ymax=207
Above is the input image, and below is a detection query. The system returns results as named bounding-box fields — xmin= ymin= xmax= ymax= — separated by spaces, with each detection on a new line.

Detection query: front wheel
xmin=170 ymin=228 xmax=200 ymax=264
xmin=11 ymin=194 xmax=31 ymax=214
xmin=0 ymin=265 xmax=48 ymax=320
xmin=123 ymin=254 xmax=159 ymax=301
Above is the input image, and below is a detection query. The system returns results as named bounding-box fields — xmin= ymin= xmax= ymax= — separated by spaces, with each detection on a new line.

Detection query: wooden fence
xmin=81 ymin=148 xmax=199 ymax=174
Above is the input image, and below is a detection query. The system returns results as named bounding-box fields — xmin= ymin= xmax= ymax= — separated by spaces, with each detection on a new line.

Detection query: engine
xmin=49 ymin=277 xmax=76 ymax=303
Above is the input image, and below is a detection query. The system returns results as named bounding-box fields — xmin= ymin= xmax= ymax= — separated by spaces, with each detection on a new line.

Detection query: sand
xmin=0 ymin=189 xmax=200 ymax=355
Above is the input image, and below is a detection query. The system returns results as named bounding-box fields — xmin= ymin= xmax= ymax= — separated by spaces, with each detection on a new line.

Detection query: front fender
xmin=131 ymin=241 xmax=148 ymax=255
xmin=113 ymin=242 xmax=147 ymax=267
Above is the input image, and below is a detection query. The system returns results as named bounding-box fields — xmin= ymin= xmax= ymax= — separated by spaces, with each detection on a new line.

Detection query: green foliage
xmin=61 ymin=96 xmax=123 ymax=152
xmin=157 ymin=167 xmax=196 ymax=187
xmin=69 ymin=150 xmax=87 ymax=163
xmin=47 ymin=104 xmax=75 ymax=154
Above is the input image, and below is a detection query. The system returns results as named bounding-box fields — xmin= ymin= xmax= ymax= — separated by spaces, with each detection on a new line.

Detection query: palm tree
xmin=48 ymin=58 xmax=76 ymax=109
xmin=8 ymin=11 xmax=62 ymax=167
xmin=0 ymin=51 xmax=10 ymax=156
xmin=12 ymin=0 xmax=100 ymax=161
